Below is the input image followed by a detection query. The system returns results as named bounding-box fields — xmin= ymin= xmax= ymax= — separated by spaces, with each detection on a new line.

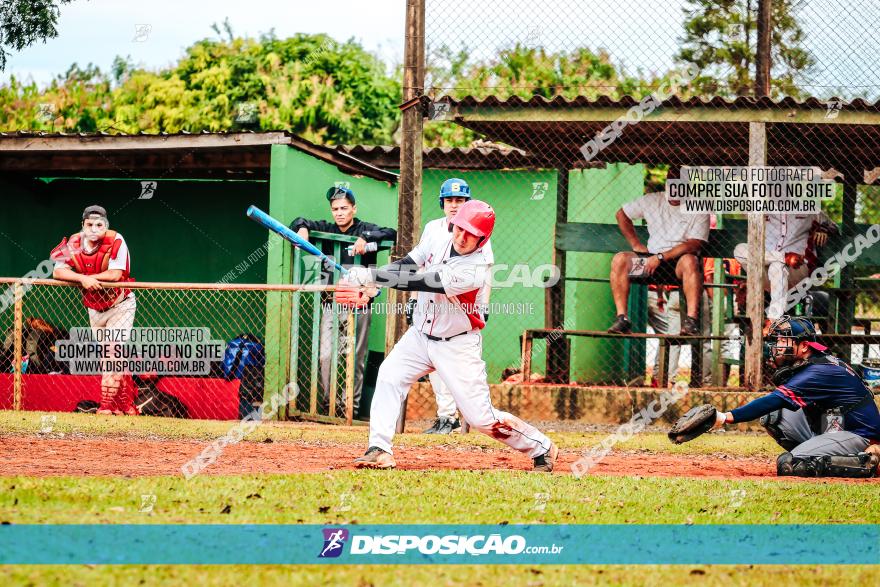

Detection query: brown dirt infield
xmin=1 ymin=435 xmax=876 ymax=482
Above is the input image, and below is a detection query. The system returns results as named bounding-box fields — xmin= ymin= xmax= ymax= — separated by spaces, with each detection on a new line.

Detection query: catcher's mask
xmin=765 ymin=315 xmax=826 ymax=368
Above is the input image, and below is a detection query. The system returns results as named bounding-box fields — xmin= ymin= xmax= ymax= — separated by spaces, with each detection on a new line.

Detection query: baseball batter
xmin=51 ymin=205 xmax=137 ymax=415
xmin=419 ymin=178 xmax=494 ymax=434
xmin=338 ymin=200 xmax=557 ymax=471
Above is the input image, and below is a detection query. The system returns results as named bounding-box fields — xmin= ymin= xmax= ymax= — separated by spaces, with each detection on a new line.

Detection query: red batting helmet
xmin=450 ymin=199 xmax=495 ymax=245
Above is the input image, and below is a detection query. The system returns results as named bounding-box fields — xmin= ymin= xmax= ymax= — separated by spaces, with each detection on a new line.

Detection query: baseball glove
xmin=334 ymin=282 xmax=377 ymax=309
xmin=668 ymin=404 xmax=717 ymax=444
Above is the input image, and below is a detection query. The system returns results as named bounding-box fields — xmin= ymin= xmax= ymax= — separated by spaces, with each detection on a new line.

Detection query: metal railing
xmin=0 ymin=278 xmax=359 ymax=424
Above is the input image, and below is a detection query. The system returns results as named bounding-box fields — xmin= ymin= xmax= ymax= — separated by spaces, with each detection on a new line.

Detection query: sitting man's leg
xmin=675 ymin=253 xmax=702 ymax=335
xmin=608 ymin=251 xmax=637 ymax=333
xmin=765 ymin=251 xmax=809 ymax=320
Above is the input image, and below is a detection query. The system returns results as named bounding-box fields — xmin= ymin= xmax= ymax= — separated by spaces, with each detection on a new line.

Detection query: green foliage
xmin=424 ymin=44 xmax=689 ymax=147
xmin=677 ymin=0 xmax=815 ymax=97
xmin=427 ymin=43 xmax=654 ymax=102
xmin=0 ymin=0 xmax=76 ymax=71
xmin=0 ymin=31 xmax=401 ymax=145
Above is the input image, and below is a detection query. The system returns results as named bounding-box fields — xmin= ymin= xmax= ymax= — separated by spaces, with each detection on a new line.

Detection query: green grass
xmin=3 ymin=564 xmax=879 ymax=587
xmin=2 ymin=472 xmax=878 ymax=525
xmin=0 ymin=410 xmax=781 ymax=457
xmin=1 ymin=411 xmax=875 ymax=585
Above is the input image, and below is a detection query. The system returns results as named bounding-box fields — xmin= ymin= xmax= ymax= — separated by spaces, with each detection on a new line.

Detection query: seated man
xmin=607 ymin=169 xmax=711 ymax=335
xmin=733 ymin=212 xmax=837 ymax=322
xmin=712 ymin=316 xmax=880 ymax=478
xmin=290 ymin=186 xmax=396 ymax=418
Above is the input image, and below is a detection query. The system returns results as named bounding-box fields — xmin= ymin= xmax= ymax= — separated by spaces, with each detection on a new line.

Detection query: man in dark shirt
xmin=711 ymin=316 xmax=880 ymax=477
xmin=290 ymin=186 xmax=397 ymax=418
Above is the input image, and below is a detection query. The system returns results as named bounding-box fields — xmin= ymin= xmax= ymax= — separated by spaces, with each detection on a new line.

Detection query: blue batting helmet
xmin=439 ymin=178 xmax=471 ymax=209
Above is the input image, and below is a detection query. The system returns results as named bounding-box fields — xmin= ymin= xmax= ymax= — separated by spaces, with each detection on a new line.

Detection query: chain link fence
xmin=0 ymin=279 xmax=359 ymax=423
xmin=410 ymin=0 xmax=880 ymax=393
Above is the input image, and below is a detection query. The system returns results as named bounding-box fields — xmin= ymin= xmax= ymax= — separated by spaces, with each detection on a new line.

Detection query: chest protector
xmin=51 ymin=231 xmax=132 ymax=311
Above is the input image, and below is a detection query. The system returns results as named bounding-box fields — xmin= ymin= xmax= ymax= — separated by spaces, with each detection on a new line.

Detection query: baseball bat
xmin=246 ymin=205 xmax=347 ymax=274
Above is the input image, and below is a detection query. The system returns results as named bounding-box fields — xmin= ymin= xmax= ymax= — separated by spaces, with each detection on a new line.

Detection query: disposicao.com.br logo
xmin=319 ymin=528 xmax=564 ymax=557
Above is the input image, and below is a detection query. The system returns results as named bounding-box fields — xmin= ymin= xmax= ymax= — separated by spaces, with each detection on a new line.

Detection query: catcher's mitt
xmin=334 ymin=282 xmax=377 ymax=309
xmin=668 ymin=404 xmax=717 ymax=444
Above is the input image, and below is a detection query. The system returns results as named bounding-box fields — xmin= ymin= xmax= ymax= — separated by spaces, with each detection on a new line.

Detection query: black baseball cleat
xmin=532 ymin=443 xmax=559 ymax=472
xmin=424 ymin=417 xmax=460 ymax=435
xmin=607 ymin=314 xmax=632 ymax=334
xmin=680 ymin=315 xmax=700 ymax=336
xmin=354 ymin=446 xmax=396 ymax=469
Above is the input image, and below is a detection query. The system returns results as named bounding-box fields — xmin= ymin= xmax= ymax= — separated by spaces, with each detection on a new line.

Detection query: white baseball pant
xmin=428 ymin=371 xmax=457 ymax=419
xmin=369 ymin=327 xmax=552 ymax=458
xmin=734 ymin=244 xmax=810 ymax=319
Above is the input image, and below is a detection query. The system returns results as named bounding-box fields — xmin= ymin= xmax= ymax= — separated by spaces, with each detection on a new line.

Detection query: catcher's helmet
xmin=439 ymin=178 xmax=471 ymax=209
xmin=765 ymin=315 xmax=827 ymax=367
xmin=450 ymin=199 xmax=494 ymax=246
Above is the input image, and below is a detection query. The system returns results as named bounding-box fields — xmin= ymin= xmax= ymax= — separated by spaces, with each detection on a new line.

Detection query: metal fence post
xmin=12 ymin=281 xmax=23 ymax=411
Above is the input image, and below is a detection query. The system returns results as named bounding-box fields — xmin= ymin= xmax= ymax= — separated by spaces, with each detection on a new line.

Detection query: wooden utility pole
xmin=745 ymin=122 xmax=767 ymax=390
xmin=755 ymin=0 xmax=772 ymax=97
xmin=391 ymin=0 xmax=425 ymax=433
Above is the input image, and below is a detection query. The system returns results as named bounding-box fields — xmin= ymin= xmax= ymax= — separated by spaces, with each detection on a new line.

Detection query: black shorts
xmin=628 ymin=252 xmax=692 ymax=286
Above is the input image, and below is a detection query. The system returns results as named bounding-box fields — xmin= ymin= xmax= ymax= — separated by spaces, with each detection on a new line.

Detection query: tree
xmin=0 ymin=32 xmax=401 ymax=145
xmin=677 ymin=0 xmax=815 ymax=98
xmin=423 ymin=43 xmax=691 ymax=147
xmin=0 ymin=0 xmax=76 ymax=71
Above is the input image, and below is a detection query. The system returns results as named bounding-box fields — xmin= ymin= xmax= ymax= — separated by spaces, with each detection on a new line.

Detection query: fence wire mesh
xmin=410 ymin=0 xmax=880 ymax=396
xmin=0 ymin=279 xmax=358 ymax=423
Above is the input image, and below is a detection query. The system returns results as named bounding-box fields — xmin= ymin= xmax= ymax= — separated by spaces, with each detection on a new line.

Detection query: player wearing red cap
xmin=338 ymin=200 xmax=558 ymax=471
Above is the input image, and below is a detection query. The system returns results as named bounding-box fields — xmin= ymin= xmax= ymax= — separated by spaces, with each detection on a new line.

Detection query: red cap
xmin=451 ymin=200 xmax=495 ymax=242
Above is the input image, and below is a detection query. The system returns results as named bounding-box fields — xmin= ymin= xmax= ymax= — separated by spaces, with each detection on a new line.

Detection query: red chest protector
xmin=51 ymin=231 xmax=133 ymax=311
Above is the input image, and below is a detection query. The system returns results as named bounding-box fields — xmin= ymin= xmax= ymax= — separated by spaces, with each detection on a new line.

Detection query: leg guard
xmin=99 ymin=373 xmax=121 ymax=413
xmin=114 ymin=375 xmax=138 ymax=415
xmin=761 ymin=410 xmax=800 ymax=451
xmin=777 ymin=452 xmax=879 ymax=478
xmin=820 ymin=453 xmax=879 ymax=478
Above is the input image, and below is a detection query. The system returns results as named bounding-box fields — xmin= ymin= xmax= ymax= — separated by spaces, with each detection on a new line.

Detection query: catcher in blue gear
xmin=668 ymin=316 xmax=880 ymax=478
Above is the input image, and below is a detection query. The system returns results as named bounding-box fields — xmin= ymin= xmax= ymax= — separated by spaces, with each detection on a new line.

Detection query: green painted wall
xmin=1 ymin=160 xmax=646 ymax=393
xmin=0 ymin=176 xmax=270 ymax=341
xmin=264 ymin=145 xmax=398 ymax=402
xmin=420 ymin=169 xmax=558 ymax=381
xmin=566 ymin=164 xmax=646 ymax=382
xmin=0 ymin=178 xmax=269 ymax=282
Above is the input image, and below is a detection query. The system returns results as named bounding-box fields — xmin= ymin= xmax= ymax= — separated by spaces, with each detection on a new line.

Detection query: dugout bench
xmin=529 ymin=218 xmax=880 ymax=387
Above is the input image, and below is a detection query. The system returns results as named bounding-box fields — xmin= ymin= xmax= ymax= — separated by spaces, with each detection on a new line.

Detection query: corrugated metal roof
xmin=0 ymin=130 xmax=397 ymax=182
xmin=441 ymin=95 xmax=880 ymax=111
xmin=339 ymin=144 xmax=592 ymax=170
xmin=435 ymin=95 xmax=880 ymax=173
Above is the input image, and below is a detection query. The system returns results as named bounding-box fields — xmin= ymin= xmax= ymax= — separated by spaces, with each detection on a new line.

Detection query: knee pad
xmin=761 ymin=410 xmax=800 ymax=451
